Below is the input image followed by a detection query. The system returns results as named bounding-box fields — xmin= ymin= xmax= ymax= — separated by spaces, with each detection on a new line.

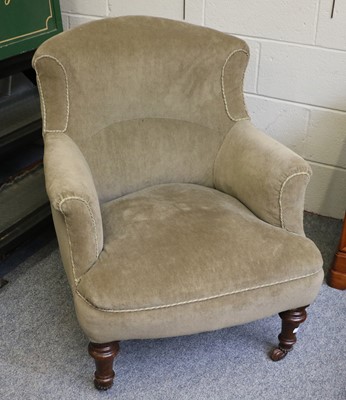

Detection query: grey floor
xmin=0 ymin=212 xmax=345 ymax=399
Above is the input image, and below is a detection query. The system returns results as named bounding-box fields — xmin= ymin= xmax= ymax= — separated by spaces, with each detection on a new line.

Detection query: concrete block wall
xmin=60 ymin=0 xmax=346 ymax=219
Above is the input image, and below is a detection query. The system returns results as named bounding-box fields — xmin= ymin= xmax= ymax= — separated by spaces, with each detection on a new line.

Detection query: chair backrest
xmin=33 ymin=16 xmax=249 ymax=202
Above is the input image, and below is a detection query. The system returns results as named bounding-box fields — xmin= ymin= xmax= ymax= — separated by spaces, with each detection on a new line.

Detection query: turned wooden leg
xmin=88 ymin=341 xmax=119 ymax=390
xmin=271 ymin=306 xmax=308 ymax=361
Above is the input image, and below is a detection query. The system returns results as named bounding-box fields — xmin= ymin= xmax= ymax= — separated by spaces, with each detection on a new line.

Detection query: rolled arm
xmin=214 ymin=120 xmax=311 ymax=235
xmin=44 ymin=133 xmax=103 ymax=284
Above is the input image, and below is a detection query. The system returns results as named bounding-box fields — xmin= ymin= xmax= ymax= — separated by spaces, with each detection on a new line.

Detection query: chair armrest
xmin=214 ymin=120 xmax=311 ymax=235
xmin=44 ymin=133 xmax=103 ymax=284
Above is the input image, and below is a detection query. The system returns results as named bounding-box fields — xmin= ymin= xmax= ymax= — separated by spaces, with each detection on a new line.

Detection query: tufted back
xmin=33 ymin=16 xmax=249 ymax=202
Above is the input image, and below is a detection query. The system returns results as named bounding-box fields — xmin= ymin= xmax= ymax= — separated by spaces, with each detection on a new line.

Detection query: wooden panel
xmin=328 ymin=213 xmax=346 ymax=290
xmin=0 ymin=0 xmax=63 ymax=60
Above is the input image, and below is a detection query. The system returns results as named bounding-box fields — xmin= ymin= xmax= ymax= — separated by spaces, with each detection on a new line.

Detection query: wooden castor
xmin=271 ymin=306 xmax=308 ymax=361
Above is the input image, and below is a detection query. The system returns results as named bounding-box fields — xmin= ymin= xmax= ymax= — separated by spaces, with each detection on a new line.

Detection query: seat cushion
xmin=75 ymin=184 xmax=323 ymax=342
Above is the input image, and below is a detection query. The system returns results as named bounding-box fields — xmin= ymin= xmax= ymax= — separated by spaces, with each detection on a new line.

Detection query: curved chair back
xmin=33 ymin=16 xmax=249 ymax=201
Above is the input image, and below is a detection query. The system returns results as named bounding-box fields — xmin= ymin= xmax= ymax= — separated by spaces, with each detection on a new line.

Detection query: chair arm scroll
xmin=214 ymin=120 xmax=311 ymax=235
xmin=44 ymin=133 xmax=103 ymax=284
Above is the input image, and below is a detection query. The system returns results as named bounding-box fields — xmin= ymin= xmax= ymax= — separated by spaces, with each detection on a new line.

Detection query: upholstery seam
xmin=212 ymin=123 xmax=237 ymax=186
xmin=89 ymin=116 xmax=216 ymax=139
xmin=59 ymin=207 xmax=79 ymax=285
xmin=75 ymin=269 xmax=321 ymax=313
xmin=58 ymin=196 xmax=99 ymax=285
xmin=279 ymin=172 xmax=311 ymax=230
xmin=221 ymin=48 xmax=250 ymax=122
xmin=33 ymin=55 xmax=70 ymax=134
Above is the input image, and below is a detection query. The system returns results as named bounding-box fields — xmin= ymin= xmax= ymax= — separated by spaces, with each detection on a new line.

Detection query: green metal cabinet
xmin=0 ymin=0 xmax=63 ymax=61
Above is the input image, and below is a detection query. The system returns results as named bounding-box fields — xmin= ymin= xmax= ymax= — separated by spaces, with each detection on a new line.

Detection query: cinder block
xmin=184 ymin=0 xmax=204 ymax=25
xmin=61 ymin=13 xmax=69 ymax=30
xmin=69 ymin=15 xmax=101 ymax=30
xmin=258 ymin=42 xmax=346 ymax=111
xmin=316 ymin=0 xmax=346 ymax=51
xmin=109 ymin=0 xmax=184 ymax=19
xmin=306 ymin=109 xmax=346 ymax=169
xmin=245 ymin=94 xmax=309 ymax=155
xmin=305 ymin=162 xmax=346 ymax=219
xmin=242 ymin=38 xmax=260 ymax=94
xmin=60 ymin=0 xmax=108 ymax=17
xmin=204 ymin=0 xmax=318 ymax=44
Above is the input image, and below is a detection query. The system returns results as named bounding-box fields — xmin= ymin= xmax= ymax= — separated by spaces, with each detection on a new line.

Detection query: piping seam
xmin=33 ymin=55 xmax=70 ymax=134
xmin=212 ymin=124 xmax=235 ymax=186
xmin=75 ymin=269 xmax=321 ymax=313
xmin=221 ymin=48 xmax=250 ymax=122
xmin=58 ymin=196 xmax=99 ymax=285
xmin=279 ymin=172 xmax=311 ymax=230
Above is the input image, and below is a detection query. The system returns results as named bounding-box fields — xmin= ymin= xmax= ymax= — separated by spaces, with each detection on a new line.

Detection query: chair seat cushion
xmin=75 ymin=183 xmax=323 ymax=341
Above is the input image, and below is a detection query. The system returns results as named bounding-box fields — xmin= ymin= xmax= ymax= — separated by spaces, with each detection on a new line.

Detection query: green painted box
xmin=0 ymin=0 xmax=63 ymax=61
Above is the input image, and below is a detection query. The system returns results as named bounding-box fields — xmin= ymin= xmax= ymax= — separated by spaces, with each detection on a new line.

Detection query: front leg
xmin=271 ymin=306 xmax=308 ymax=361
xmin=88 ymin=341 xmax=120 ymax=390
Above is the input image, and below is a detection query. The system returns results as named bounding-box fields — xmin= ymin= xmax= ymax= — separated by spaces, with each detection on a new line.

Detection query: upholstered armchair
xmin=33 ymin=16 xmax=324 ymax=390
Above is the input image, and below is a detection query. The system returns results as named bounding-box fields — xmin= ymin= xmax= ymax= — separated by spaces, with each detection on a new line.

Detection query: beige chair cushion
xmin=74 ymin=184 xmax=323 ymax=342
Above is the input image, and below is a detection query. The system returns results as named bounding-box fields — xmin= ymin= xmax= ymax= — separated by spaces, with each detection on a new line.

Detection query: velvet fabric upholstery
xmin=33 ymin=16 xmax=250 ymax=200
xmin=75 ymin=184 xmax=322 ymax=342
xmin=214 ymin=120 xmax=312 ymax=235
xmin=33 ymin=16 xmax=323 ymax=346
xmin=43 ymin=133 xmax=103 ymax=283
xmin=80 ymin=118 xmax=225 ymax=202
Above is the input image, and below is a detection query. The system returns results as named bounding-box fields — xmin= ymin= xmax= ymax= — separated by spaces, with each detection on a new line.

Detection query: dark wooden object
xmin=88 ymin=341 xmax=120 ymax=390
xmin=0 ymin=56 xmax=51 ymax=261
xmin=271 ymin=306 xmax=308 ymax=361
xmin=0 ymin=51 xmax=35 ymax=79
xmin=328 ymin=213 xmax=346 ymax=290
xmin=0 ymin=1 xmax=62 ymax=265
